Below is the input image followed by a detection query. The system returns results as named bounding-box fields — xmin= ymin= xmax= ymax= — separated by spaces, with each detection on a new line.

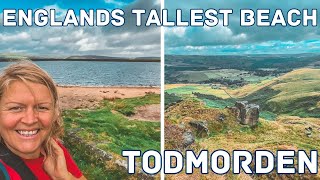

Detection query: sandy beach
xmin=58 ymin=86 xmax=160 ymax=121
xmin=58 ymin=86 xmax=160 ymax=109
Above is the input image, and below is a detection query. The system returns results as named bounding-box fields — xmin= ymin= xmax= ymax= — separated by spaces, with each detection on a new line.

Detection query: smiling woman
xmin=0 ymin=61 xmax=86 ymax=180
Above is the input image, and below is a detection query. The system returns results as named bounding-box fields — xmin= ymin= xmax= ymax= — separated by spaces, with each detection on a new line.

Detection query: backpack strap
xmin=0 ymin=143 xmax=37 ymax=180
xmin=0 ymin=161 xmax=10 ymax=180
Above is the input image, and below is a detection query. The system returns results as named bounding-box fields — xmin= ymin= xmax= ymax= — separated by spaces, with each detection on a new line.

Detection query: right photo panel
xmin=164 ymin=1 xmax=320 ymax=179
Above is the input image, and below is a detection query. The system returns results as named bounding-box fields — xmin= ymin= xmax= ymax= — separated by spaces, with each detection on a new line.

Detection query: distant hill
xmin=242 ymin=68 xmax=320 ymax=117
xmin=166 ymin=54 xmax=320 ymax=70
xmin=64 ymin=55 xmax=160 ymax=62
xmin=165 ymin=54 xmax=320 ymax=84
xmin=166 ymin=68 xmax=320 ymax=118
xmin=0 ymin=53 xmax=33 ymax=60
xmin=66 ymin=55 xmax=122 ymax=59
xmin=0 ymin=54 xmax=160 ymax=62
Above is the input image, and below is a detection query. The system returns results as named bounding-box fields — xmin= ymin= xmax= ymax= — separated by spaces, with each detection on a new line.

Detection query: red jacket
xmin=0 ymin=143 xmax=83 ymax=180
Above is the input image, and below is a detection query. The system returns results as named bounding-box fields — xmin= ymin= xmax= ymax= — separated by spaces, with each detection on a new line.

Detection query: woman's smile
xmin=0 ymin=81 xmax=54 ymax=159
xmin=16 ymin=129 xmax=40 ymax=138
xmin=0 ymin=61 xmax=85 ymax=179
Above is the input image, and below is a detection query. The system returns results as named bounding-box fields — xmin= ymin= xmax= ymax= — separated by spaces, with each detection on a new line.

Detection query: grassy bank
xmin=63 ymin=93 xmax=160 ymax=179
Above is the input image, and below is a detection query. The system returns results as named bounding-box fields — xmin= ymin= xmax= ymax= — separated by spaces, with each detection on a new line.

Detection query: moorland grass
xmin=63 ymin=94 xmax=160 ymax=179
xmin=111 ymin=93 xmax=160 ymax=116
xmin=165 ymin=99 xmax=320 ymax=178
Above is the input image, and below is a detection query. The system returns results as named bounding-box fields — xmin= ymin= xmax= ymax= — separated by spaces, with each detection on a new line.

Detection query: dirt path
xmin=127 ymin=104 xmax=160 ymax=122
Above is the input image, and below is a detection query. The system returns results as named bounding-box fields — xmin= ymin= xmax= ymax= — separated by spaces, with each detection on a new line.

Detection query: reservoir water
xmin=0 ymin=61 xmax=160 ymax=86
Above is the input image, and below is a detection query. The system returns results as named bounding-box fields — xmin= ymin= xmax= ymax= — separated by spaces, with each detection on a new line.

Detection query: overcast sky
xmin=2 ymin=1 xmax=320 ymax=57
xmin=165 ymin=0 xmax=320 ymax=55
xmin=0 ymin=0 xmax=160 ymax=58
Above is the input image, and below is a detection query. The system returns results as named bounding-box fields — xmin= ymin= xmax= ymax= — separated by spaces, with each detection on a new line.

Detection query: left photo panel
xmin=0 ymin=0 xmax=161 ymax=179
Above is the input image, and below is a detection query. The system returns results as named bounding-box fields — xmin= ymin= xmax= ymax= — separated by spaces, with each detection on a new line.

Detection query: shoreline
xmin=57 ymin=84 xmax=160 ymax=88
xmin=57 ymin=86 xmax=160 ymax=110
xmin=0 ymin=58 xmax=160 ymax=62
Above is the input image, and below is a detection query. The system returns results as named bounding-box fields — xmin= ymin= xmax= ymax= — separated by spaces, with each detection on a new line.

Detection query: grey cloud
xmin=0 ymin=0 xmax=160 ymax=58
xmin=165 ymin=0 xmax=320 ymax=47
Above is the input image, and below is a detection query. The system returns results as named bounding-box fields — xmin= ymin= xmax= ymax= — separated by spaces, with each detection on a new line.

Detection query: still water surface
xmin=0 ymin=61 xmax=160 ymax=86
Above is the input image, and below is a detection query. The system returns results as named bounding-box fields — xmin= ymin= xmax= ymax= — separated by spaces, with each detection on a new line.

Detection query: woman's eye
xmin=8 ymin=107 xmax=23 ymax=112
xmin=36 ymin=106 xmax=50 ymax=111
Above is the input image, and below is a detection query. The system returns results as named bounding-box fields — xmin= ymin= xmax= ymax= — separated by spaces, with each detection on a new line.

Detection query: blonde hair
xmin=0 ymin=60 xmax=63 ymax=157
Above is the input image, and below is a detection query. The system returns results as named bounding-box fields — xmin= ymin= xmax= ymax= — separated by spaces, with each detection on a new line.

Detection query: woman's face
xmin=0 ymin=80 xmax=54 ymax=159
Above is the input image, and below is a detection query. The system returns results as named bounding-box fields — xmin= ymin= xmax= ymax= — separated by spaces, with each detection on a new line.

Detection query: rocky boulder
xmin=218 ymin=113 xmax=226 ymax=121
xmin=189 ymin=120 xmax=209 ymax=137
xmin=182 ymin=130 xmax=195 ymax=148
xmin=234 ymin=101 xmax=260 ymax=126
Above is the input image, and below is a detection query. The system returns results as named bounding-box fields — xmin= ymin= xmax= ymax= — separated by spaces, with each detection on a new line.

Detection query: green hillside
xmin=165 ymin=68 xmax=320 ymax=178
xmin=166 ymin=68 xmax=320 ymax=118
xmin=240 ymin=68 xmax=320 ymax=117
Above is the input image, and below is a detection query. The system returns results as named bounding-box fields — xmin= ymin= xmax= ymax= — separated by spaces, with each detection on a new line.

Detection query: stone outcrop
xmin=165 ymin=124 xmax=191 ymax=149
xmin=182 ymin=130 xmax=195 ymax=148
xmin=189 ymin=120 xmax=209 ymax=137
xmin=233 ymin=101 xmax=260 ymax=126
xmin=218 ymin=114 xmax=226 ymax=121
xmin=305 ymin=127 xmax=313 ymax=137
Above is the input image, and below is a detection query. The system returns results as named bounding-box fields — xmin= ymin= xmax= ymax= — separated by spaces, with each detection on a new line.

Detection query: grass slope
xmin=111 ymin=93 xmax=160 ymax=116
xmin=165 ymin=100 xmax=320 ymax=179
xmin=249 ymin=68 xmax=320 ymax=117
xmin=63 ymin=94 xmax=160 ymax=179
xmin=166 ymin=68 xmax=320 ymax=118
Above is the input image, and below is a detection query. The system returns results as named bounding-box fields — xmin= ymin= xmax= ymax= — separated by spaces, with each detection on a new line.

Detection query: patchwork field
xmin=175 ymin=69 xmax=273 ymax=84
